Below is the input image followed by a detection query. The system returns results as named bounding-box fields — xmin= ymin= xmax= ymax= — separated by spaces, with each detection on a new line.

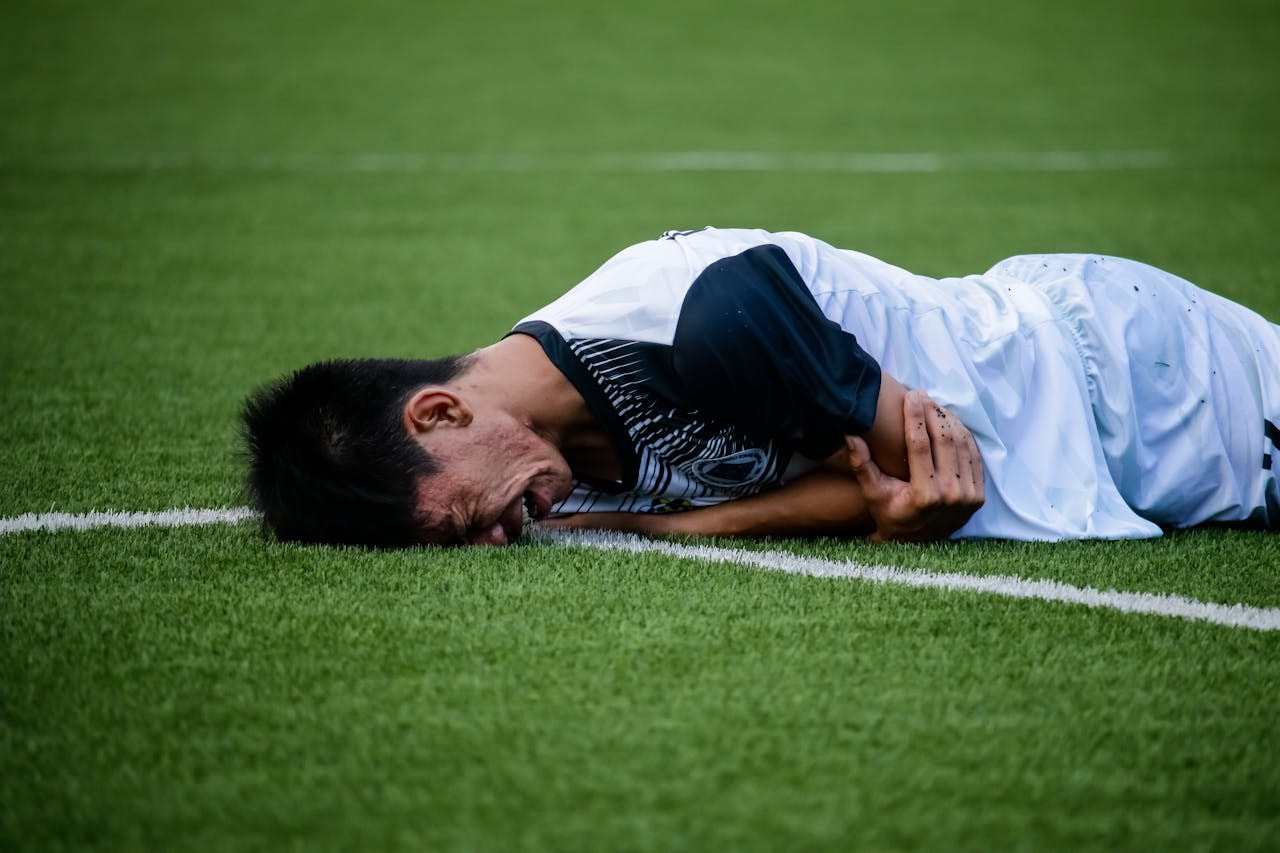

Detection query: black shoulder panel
xmin=670 ymin=244 xmax=881 ymax=459
xmin=508 ymin=321 xmax=640 ymax=491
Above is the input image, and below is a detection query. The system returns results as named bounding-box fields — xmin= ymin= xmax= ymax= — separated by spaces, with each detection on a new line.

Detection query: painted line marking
xmin=541 ymin=529 xmax=1280 ymax=632
xmin=3 ymin=506 xmax=1277 ymax=632
xmin=0 ymin=149 xmax=1256 ymax=174
xmin=0 ymin=506 xmax=259 ymax=535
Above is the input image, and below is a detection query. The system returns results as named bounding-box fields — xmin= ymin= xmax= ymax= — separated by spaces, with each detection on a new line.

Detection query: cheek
xmin=485 ymin=425 xmax=540 ymax=466
xmin=474 ymin=441 xmax=519 ymax=479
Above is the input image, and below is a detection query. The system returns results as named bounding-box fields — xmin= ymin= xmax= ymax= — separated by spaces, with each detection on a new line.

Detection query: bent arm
xmin=542 ymin=462 xmax=874 ymax=539
xmin=663 ymin=372 xmax=913 ymax=536
xmin=545 ymin=373 xmax=984 ymax=541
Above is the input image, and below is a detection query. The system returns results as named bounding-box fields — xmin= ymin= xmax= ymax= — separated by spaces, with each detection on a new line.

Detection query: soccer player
xmin=242 ymin=227 xmax=1280 ymax=547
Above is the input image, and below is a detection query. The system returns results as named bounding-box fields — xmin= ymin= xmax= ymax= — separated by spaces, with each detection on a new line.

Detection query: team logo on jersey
xmin=641 ymin=497 xmax=696 ymax=515
xmin=689 ymin=448 xmax=770 ymax=489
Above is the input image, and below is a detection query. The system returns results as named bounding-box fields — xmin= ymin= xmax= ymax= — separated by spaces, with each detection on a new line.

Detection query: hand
xmin=846 ymin=389 xmax=984 ymax=542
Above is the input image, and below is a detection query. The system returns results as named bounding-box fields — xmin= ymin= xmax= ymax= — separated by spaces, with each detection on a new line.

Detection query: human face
xmin=413 ymin=413 xmax=574 ymax=546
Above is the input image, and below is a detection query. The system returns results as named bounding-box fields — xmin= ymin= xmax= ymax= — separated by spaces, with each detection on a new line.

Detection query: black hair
xmin=241 ymin=356 xmax=470 ymax=547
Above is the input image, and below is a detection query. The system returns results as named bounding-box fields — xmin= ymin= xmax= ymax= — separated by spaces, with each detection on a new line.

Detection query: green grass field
xmin=3 ymin=0 xmax=1280 ymax=848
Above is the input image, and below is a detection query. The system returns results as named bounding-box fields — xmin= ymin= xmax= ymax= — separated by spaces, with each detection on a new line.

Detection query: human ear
xmin=403 ymin=388 xmax=473 ymax=434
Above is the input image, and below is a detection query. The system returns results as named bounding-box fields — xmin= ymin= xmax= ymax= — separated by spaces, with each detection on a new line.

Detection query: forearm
xmin=544 ymin=464 xmax=875 ymax=540
xmin=668 ymin=467 xmax=875 ymax=538
xmin=543 ymin=377 xmax=981 ymax=543
xmin=662 ymin=374 xmax=909 ymax=538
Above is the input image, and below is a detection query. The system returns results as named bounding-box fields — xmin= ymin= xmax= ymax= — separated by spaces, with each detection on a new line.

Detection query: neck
xmin=462 ymin=335 xmax=618 ymax=479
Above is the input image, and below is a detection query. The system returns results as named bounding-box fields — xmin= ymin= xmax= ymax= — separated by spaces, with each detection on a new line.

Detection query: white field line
xmin=538 ymin=529 xmax=1280 ymax=633
xmin=0 ymin=149 xmax=1234 ymax=174
xmin=3 ymin=505 xmax=1278 ymax=632
xmin=0 ymin=506 xmax=259 ymax=535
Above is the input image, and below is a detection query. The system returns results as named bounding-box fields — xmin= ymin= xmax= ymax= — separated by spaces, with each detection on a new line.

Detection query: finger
xmin=902 ymin=390 xmax=935 ymax=478
xmin=902 ymin=391 xmax=939 ymax=504
xmin=922 ymin=395 xmax=962 ymax=496
xmin=846 ymin=435 xmax=892 ymax=501
xmin=845 ymin=435 xmax=877 ymax=479
xmin=965 ymin=430 xmax=985 ymax=502
xmin=939 ymin=415 xmax=982 ymax=502
xmin=955 ymin=432 xmax=977 ymax=498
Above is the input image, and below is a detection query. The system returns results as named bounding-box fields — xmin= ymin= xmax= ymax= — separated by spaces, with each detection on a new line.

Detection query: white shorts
xmin=773 ymin=232 xmax=1277 ymax=538
xmin=987 ymin=254 xmax=1280 ymax=528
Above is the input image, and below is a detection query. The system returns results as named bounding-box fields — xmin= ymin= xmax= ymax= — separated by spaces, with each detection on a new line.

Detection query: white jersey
xmin=514 ymin=227 xmax=1280 ymax=539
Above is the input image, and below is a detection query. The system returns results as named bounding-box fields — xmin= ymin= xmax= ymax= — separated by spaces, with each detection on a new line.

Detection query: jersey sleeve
xmin=668 ymin=243 xmax=882 ymax=460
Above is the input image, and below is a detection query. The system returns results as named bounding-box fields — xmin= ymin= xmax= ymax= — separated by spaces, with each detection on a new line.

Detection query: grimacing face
xmin=412 ymin=414 xmax=575 ymax=546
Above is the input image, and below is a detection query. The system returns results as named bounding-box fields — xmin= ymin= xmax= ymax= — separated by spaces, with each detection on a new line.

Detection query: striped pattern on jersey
xmin=556 ymin=337 xmax=790 ymax=514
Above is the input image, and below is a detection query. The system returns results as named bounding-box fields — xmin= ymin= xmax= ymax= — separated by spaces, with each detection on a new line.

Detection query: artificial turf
xmin=2 ymin=0 xmax=1279 ymax=849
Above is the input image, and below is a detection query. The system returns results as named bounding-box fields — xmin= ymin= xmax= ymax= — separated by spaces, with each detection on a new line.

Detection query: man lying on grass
xmin=243 ymin=227 xmax=1280 ymax=547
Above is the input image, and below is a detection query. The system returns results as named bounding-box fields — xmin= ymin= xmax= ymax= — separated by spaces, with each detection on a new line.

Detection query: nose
xmin=466 ymin=521 xmax=508 ymax=546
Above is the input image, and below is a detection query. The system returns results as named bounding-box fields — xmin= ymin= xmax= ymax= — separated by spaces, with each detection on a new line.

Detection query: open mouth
xmin=521 ymin=491 xmax=540 ymax=534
